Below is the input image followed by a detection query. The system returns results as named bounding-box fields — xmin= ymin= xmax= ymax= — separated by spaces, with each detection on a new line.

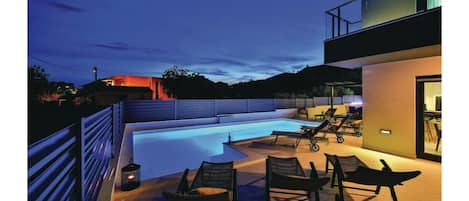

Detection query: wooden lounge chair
xmin=270 ymin=120 xmax=330 ymax=151
xmin=163 ymin=161 xmax=237 ymax=201
xmin=265 ymin=156 xmax=330 ymax=201
xmin=325 ymin=153 xmax=421 ymax=201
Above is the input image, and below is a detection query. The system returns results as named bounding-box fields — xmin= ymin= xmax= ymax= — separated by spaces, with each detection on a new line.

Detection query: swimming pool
xmin=133 ymin=118 xmax=319 ymax=180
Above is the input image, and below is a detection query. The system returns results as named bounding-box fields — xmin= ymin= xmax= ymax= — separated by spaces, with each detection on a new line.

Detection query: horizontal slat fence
xmin=247 ymin=99 xmax=275 ymax=112
xmin=125 ymin=100 xmax=175 ymax=122
xmin=28 ymin=101 xmax=125 ymax=201
xmin=124 ymin=97 xmax=360 ymax=123
xmin=215 ymin=99 xmax=248 ymax=114
xmin=80 ymin=107 xmax=113 ymax=201
xmin=176 ymin=99 xmax=216 ymax=119
xmin=28 ymin=124 xmax=79 ymax=201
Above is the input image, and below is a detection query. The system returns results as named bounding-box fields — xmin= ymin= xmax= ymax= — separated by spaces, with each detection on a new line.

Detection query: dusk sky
xmin=28 ymin=0 xmax=350 ymax=86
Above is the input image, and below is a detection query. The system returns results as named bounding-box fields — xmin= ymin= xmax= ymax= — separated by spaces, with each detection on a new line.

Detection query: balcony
xmin=324 ymin=0 xmax=441 ymax=68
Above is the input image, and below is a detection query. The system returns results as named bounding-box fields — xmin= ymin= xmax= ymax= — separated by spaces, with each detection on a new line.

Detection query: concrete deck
xmin=113 ymin=135 xmax=441 ymax=201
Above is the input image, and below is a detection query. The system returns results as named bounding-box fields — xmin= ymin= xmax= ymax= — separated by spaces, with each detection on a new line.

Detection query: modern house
xmin=102 ymin=75 xmax=174 ymax=100
xmin=324 ymin=0 xmax=441 ymax=161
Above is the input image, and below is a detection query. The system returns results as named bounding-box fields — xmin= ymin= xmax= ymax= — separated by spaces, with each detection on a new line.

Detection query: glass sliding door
xmin=416 ymin=75 xmax=441 ymax=161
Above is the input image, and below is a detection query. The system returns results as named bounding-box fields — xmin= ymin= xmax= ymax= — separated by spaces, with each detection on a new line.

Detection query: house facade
xmin=324 ymin=0 xmax=441 ymax=161
xmin=102 ymin=75 xmax=174 ymax=100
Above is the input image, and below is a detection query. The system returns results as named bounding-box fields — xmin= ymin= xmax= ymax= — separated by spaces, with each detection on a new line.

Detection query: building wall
xmin=95 ymin=90 xmax=152 ymax=106
xmin=362 ymin=56 xmax=441 ymax=158
xmin=362 ymin=0 xmax=417 ymax=28
xmin=108 ymin=75 xmax=173 ymax=100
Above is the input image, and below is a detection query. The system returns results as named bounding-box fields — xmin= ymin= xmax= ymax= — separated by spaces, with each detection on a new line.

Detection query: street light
xmin=92 ymin=66 xmax=97 ymax=81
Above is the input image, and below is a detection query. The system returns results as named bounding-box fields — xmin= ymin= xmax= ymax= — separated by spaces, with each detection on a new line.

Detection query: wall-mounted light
xmin=380 ymin=129 xmax=392 ymax=135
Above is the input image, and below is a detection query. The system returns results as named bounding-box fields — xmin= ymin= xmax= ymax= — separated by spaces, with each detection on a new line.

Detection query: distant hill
xmin=228 ymin=65 xmax=361 ymax=98
xmin=161 ymin=65 xmax=361 ymax=99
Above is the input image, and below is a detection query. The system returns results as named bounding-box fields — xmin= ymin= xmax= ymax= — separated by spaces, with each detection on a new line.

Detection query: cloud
xmin=95 ymin=42 xmax=129 ymax=51
xmin=266 ymin=56 xmax=311 ymax=63
xmin=197 ymin=57 xmax=247 ymax=66
xmin=194 ymin=69 xmax=229 ymax=76
xmin=142 ymin=48 xmax=167 ymax=55
xmin=291 ymin=64 xmax=306 ymax=70
xmin=249 ymin=64 xmax=285 ymax=73
xmin=94 ymin=42 xmax=167 ymax=55
xmin=48 ymin=1 xmax=85 ymax=13
xmin=237 ymin=75 xmax=256 ymax=81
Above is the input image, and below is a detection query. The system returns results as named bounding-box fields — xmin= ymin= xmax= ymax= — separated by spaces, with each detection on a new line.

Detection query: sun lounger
xmin=325 ymin=153 xmax=421 ymax=201
xmin=270 ymin=120 xmax=330 ymax=151
xmin=302 ymin=114 xmax=351 ymax=143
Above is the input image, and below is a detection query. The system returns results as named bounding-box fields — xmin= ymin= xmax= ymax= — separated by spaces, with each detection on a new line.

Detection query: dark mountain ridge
xmin=228 ymin=65 xmax=361 ymax=98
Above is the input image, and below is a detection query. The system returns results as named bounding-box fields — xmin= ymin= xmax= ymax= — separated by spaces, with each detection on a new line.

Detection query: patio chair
xmin=434 ymin=123 xmax=442 ymax=151
xmin=302 ymin=114 xmax=350 ymax=144
xmin=265 ymin=156 xmax=330 ymax=201
xmin=325 ymin=153 xmax=421 ymax=201
xmin=335 ymin=194 xmax=342 ymax=201
xmin=164 ymin=161 xmax=237 ymax=201
xmin=270 ymin=120 xmax=330 ymax=151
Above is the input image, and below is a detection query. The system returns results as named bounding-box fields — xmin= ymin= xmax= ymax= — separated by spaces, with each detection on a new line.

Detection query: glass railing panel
xmin=427 ymin=0 xmax=441 ymax=10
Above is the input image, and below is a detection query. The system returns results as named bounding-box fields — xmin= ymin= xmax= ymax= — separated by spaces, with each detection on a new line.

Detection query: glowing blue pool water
xmin=133 ymin=118 xmax=319 ymax=180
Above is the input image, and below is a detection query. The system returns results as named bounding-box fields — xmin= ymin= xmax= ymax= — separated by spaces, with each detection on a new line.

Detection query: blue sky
xmin=28 ymin=0 xmax=347 ymax=86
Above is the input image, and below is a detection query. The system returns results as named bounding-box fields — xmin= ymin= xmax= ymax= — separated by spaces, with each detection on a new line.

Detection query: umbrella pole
xmin=330 ymin=85 xmax=334 ymax=110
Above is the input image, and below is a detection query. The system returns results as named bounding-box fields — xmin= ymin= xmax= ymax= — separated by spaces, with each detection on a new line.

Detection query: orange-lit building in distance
xmin=102 ymin=75 xmax=174 ymax=100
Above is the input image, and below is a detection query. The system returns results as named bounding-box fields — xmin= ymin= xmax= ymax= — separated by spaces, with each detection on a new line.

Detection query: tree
xmin=162 ymin=66 xmax=226 ymax=98
xmin=28 ymin=65 xmax=51 ymax=103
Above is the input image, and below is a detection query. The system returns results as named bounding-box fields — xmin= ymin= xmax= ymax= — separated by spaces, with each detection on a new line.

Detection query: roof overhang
xmin=324 ymin=7 xmax=441 ymax=69
xmin=327 ymin=44 xmax=441 ymax=68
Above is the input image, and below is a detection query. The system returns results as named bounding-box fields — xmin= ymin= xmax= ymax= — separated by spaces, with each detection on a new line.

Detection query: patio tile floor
xmin=113 ymin=134 xmax=441 ymax=201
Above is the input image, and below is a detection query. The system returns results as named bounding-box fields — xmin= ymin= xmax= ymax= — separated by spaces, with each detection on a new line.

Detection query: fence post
xmin=213 ymin=99 xmax=217 ymax=116
xmin=79 ymin=117 xmax=85 ymax=201
xmin=246 ymin=99 xmax=249 ymax=113
xmin=174 ymin=100 xmax=177 ymax=120
xmin=112 ymin=103 xmax=117 ymax=159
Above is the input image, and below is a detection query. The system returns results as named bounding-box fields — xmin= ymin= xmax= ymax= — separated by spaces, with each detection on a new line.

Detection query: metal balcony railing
xmin=325 ymin=0 xmax=362 ymax=39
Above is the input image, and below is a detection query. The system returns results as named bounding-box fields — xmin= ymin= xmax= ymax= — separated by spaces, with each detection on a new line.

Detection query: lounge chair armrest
xmin=176 ymin=168 xmax=190 ymax=193
xmin=271 ymin=172 xmax=329 ymax=191
xmin=309 ymin=162 xmax=319 ymax=180
xmin=380 ymin=159 xmax=392 ymax=172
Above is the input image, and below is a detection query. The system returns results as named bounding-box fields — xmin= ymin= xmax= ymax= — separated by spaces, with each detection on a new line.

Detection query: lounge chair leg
xmin=389 ymin=186 xmax=398 ymax=201
xmin=315 ymin=191 xmax=320 ymax=201
xmin=375 ymin=185 xmax=381 ymax=194
xmin=337 ymin=179 xmax=344 ymax=201
xmin=265 ymin=160 xmax=270 ymax=201
xmin=330 ymin=170 xmax=336 ymax=188
xmin=273 ymin=135 xmax=278 ymax=145
xmin=325 ymin=160 xmax=329 ymax=174
xmin=295 ymin=137 xmax=301 ymax=148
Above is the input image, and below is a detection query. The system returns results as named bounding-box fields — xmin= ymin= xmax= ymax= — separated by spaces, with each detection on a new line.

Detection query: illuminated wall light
xmin=380 ymin=129 xmax=392 ymax=135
